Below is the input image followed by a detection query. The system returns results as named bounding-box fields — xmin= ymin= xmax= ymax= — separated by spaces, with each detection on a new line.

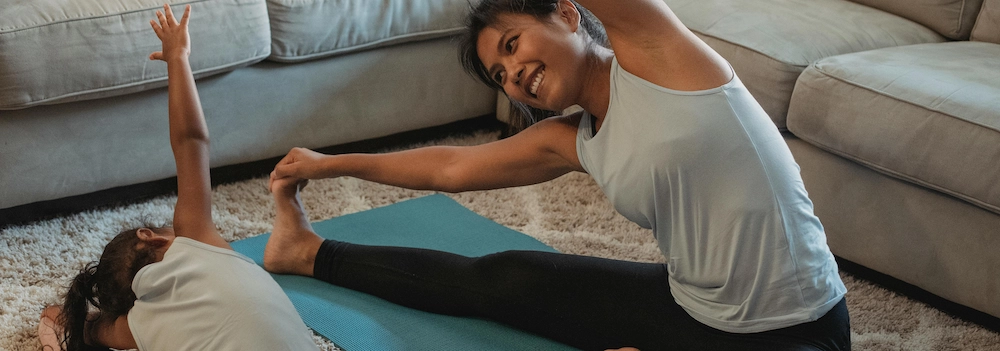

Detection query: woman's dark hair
xmin=57 ymin=227 xmax=161 ymax=351
xmin=459 ymin=0 xmax=609 ymax=133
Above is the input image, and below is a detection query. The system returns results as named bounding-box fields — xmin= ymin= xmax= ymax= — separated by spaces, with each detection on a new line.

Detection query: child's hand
xmin=149 ymin=4 xmax=191 ymax=62
xmin=38 ymin=305 xmax=63 ymax=350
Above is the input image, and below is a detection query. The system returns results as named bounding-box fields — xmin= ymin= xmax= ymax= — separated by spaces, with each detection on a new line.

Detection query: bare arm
xmin=271 ymin=115 xmax=584 ymax=193
xmin=150 ymin=4 xmax=228 ymax=249
xmin=39 ymin=306 xmax=137 ymax=350
xmin=88 ymin=315 xmax=137 ymax=350
xmin=570 ymin=0 xmax=731 ymax=90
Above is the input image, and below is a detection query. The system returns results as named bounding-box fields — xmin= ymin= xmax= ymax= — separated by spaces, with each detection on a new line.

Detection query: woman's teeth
xmin=530 ymin=68 xmax=544 ymax=96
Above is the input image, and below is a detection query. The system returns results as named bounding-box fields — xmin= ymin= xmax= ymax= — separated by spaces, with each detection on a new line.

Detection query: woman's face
xmin=476 ymin=7 xmax=588 ymax=112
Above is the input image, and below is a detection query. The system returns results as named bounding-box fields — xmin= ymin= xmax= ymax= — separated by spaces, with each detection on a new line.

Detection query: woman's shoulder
xmin=612 ymin=44 xmax=732 ymax=92
xmin=508 ymin=112 xmax=587 ymax=172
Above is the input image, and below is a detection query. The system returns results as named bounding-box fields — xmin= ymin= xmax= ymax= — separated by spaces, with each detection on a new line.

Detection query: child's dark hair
xmin=459 ymin=0 xmax=609 ymax=133
xmin=58 ymin=227 xmax=162 ymax=350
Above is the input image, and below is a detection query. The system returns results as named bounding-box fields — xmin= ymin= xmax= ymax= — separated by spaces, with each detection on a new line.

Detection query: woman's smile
xmin=528 ymin=65 xmax=545 ymax=98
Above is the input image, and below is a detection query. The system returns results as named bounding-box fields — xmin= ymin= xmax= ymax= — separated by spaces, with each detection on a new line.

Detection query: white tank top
xmin=576 ymin=57 xmax=846 ymax=333
xmin=128 ymin=237 xmax=319 ymax=351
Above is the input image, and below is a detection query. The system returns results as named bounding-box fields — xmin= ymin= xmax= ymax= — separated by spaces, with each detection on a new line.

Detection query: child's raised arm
xmin=150 ymin=4 xmax=229 ymax=249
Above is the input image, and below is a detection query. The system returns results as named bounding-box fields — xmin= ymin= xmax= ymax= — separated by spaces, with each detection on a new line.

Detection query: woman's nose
xmin=510 ymin=66 xmax=524 ymax=86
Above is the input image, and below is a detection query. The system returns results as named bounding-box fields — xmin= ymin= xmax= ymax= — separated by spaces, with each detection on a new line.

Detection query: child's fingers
xmin=156 ymin=10 xmax=167 ymax=28
xmin=179 ymin=4 xmax=191 ymax=27
xmin=149 ymin=51 xmax=163 ymax=61
xmin=41 ymin=305 xmax=62 ymax=320
xmin=164 ymin=4 xmax=176 ymax=25
xmin=150 ymin=19 xmax=163 ymax=36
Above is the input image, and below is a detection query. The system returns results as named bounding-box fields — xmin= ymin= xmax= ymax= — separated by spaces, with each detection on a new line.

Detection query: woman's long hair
xmin=459 ymin=0 xmax=609 ymax=133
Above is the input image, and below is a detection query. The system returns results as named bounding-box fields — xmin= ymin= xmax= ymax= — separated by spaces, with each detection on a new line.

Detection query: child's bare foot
xmin=263 ymin=177 xmax=324 ymax=276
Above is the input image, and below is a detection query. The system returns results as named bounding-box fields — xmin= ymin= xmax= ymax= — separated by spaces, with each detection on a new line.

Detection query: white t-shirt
xmin=128 ymin=237 xmax=319 ymax=351
xmin=576 ymin=57 xmax=846 ymax=333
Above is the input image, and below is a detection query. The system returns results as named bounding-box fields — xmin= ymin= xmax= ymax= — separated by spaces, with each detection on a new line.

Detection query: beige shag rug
xmin=2 ymin=130 xmax=998 ymax=351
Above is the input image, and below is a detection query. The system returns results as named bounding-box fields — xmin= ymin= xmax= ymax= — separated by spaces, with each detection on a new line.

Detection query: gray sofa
xmin=0 ymin=0 xmax=495 ymax=224
xmin=663 ymin=0 xmax=1000 ymax=324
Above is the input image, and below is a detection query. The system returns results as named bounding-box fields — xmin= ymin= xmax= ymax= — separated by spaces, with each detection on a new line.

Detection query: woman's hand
xmin=148 ymin=4 xmax=191 ymax=62
xmin=270 ymin=147 xmax=330 ymax=190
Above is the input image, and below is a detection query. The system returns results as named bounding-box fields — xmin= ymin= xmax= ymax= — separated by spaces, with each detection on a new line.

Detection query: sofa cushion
xmin=787 ymin=42 xmax=1000 ymax=215
xmin=267 ymin=0 xmax=473 ymax=63
xmin=972 ymin=0 xmax=1000 ymax=43
xmin=0 ymin=0 xmax=270 ymax=110
xmin=663 ymin=0 xmax=945 ymax=129
xmin=848 ymin=0 xmax=984 ymax=40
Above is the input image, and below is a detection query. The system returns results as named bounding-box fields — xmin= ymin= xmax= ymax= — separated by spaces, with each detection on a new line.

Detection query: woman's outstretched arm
xmin=271 ymin=114 xmax=584 ymax=193
xmin=150 ymin=4 xmax=228 ymax=249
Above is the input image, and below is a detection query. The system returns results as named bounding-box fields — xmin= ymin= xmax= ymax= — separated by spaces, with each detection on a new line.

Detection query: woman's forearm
xmin=325 ymin=146 xmax=464 ymax=192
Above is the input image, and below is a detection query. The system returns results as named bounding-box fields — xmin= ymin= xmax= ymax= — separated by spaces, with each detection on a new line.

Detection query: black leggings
xmin=313 ymin=240 xmax=851 ymax=351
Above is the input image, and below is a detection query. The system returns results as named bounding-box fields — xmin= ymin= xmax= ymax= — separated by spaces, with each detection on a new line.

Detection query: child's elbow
xmin=170 ymin=130 xmax=210 ymax=146
xmin=170 ymin=134 xmax=210 ymax=153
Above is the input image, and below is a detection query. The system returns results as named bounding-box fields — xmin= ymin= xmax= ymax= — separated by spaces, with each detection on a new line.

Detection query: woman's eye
xmin=494 ymin=71 xmax=504 ymax=84
xmin=505 ymin=35 xmax=519 ymax=52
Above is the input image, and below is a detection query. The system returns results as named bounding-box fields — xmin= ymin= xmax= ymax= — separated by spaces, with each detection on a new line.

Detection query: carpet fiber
xmin=1 ymin=130 xmax=998 ymax=350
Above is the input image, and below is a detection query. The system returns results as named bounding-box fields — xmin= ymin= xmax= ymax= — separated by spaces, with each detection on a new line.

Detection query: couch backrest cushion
xmin=972 ymin=0 xmax=1000 ymax=43
xmin=267 ymin=0 xmax=475 ymax=63
xmin=849 ymin=0 xmax=984 ymax=40
xmin=0 ymin=0 xmax=271 ymax=110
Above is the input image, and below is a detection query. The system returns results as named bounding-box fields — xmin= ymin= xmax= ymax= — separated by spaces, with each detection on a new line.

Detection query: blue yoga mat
xmin=231 ymin=194 xmax=579 ymax=351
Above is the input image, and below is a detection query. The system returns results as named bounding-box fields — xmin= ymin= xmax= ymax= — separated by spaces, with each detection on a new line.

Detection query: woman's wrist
xmin=319 ymin=154 xmax=343 ymax=179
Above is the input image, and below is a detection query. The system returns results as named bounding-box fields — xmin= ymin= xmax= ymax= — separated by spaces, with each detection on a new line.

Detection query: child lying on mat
xmin=37 ymin=5 xmax=318 ymax=350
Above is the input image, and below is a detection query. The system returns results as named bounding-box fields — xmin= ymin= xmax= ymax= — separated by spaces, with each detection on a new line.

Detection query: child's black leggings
xmin=313 ymin=239 xmax=850 ymax=351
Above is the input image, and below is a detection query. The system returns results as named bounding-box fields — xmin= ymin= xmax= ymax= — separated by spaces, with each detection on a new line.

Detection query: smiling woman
xmin=459 ymin=0 xmax=610 ymax=130
xmin=266 ymin=1 xmax=851 ymax=350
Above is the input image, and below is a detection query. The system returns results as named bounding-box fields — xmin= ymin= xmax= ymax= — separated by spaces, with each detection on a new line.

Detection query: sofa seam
xmin=957 ymin=0 xmax=967 ymax=38
xmin=268 ymin=28 xmax=464 ymax=63
xmin=792 ymin=130 xmax=1000 ymax=216
xmin=1 ymin=54 xmax=267 ymax=110
xmin=0 ymin=0 xmax=213 ymax=33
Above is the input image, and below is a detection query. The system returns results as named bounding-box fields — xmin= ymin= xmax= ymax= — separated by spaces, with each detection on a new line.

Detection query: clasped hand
xmin=269 ymin=147 xmax=327 ymax=194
